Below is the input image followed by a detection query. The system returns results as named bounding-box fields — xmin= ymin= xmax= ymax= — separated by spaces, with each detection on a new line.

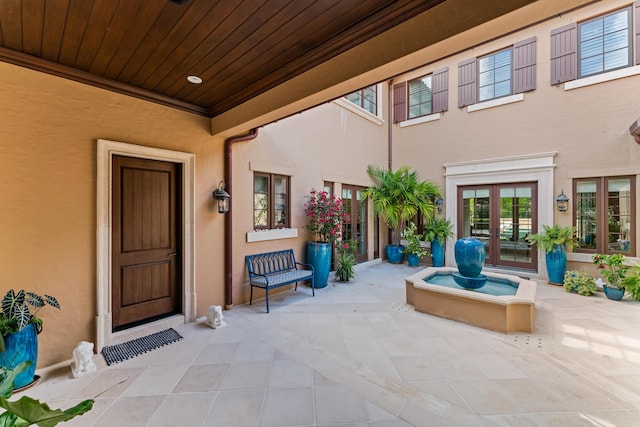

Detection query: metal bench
xmin=245 ymin=249 xmax=315 ymax=313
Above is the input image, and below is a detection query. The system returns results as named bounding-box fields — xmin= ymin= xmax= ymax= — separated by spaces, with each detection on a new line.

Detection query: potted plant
xmin=0 ymin=290 xmax=60 ymax=389
xmin=525 ymin=224 xmax=579 ymax=285
xmin=400 ymin=222 xmax=427 ymax=267
xmin=563 ymin=270 xmax=597 ymax=296
xmin=363 ymin=165 xmax=441 ymax=264
xmin=0 ymin=361 xmax=93 ymax=425
xmin=335 ymin=239 xmax=357 ymax=282
xmin=423 ymin=216 xmax=455 ymax=267
xmin=592 ymin=253 xmax=628 ymax=301
xmin=621 ymin=263 xmax=640 ymax=301
xmin=304 ymin=189 xmax=350 ymax=288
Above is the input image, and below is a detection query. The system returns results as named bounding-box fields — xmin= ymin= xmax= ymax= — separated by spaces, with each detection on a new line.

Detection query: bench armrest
xmin=296 ymin=262 xmax=314 ymax=272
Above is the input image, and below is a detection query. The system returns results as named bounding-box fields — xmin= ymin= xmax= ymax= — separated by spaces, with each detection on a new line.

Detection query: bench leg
xmin=250 ymin=285 xmax=254 ymax=305
xmin=265 ymin=287 xmax=269 ymax=313
xmin=311 ymin=277 xmax=315 ymax=296
xmin=294 ymin=281 xmax=298 ymax=291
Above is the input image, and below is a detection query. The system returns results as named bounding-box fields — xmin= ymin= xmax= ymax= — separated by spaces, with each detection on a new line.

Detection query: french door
xmin=342 ymin=185 xmax=368 ymax=263
xmin=458 ymin=183 xmax=537 ymax=270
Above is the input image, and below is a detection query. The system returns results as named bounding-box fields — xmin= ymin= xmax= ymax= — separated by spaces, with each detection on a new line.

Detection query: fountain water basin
xmin=406 ymin=267 xmax=536 ymax=333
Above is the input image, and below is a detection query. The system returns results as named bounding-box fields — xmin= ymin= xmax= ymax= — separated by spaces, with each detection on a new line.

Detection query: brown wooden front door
xmin=112 ymin=156 xmax=182 ymax=330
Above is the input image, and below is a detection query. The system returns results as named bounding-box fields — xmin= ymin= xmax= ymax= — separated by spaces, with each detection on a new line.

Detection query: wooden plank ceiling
xmin=0 ymin=0 xmax=447 ymax=118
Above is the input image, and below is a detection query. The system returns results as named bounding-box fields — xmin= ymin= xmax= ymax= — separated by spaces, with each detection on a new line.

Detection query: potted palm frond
xmin=525 ymin=225 xmax=578 ymax=285
xmin=363 ymin=165 xmax=441 ymax=264
xmin=0 ymin=290 xmax=60 ymax=389
xmin=423 ymin=216 xmax=455 ymax=267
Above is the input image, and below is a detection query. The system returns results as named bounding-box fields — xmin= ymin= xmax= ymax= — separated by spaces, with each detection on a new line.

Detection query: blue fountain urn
xmin=454 ymin=238 xmax=486 ymax=278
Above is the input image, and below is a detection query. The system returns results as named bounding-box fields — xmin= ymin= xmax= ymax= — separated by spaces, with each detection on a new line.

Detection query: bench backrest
xmin=246 ymin=249 xmax=298 ymax=276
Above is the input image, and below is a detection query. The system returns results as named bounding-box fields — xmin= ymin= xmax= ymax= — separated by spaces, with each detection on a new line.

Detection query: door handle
xmin=168 ymin=251 xmax=177 ymax=257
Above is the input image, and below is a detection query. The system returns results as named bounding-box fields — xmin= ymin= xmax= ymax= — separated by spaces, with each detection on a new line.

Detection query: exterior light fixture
xmin=435 ymin=197 xmax=443 ymax=213
xmin=212 ymin=181 xmax=230 ymax=213
xmin=629 ymin=118 xmax=640 ymax=144
xmin=556 ymin=189 xmax=569 ymax=212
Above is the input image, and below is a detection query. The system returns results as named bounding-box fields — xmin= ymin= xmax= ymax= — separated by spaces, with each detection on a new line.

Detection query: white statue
xmin=71 ymin=341 xmax=96 ymax=378
xmin=204 ymin=305 xmax=226 ymax=329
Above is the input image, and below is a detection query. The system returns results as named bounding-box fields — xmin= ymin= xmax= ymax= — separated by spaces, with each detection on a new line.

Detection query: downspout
xmin=387 ymin=78 xmax=393 ymax=170
xmin=224 ymin=128 xmax=259 ymax=310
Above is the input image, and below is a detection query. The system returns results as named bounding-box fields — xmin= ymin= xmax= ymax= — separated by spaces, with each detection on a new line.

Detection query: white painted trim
xmin=96 ymin=139 xmax=196 ymax=352
xmin=466 ymin=93 xmax=524 ymax=113
xmin=444 ymin=152 xmax=557 ymax=279
xmin=399 ymin=113 xmax=441 ymax=128
xmin=247 ymin=228 xmax=299 ymax=242
xmin=333 ymin=98 xmax=384 ymax=126
xmin=564 ymin=65 xmax=640 ymax=90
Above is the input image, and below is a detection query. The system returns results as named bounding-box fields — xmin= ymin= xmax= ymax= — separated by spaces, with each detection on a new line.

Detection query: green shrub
xmin=563 ymin=270 xmax=597 ymax=296
xmin=621 ymin=264 xmax=640 ymax=301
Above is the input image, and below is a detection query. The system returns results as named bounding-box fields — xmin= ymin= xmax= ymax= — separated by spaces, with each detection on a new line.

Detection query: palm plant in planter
xmin=525 ymin=225 xmax=578 ymax=285
xmin=423 ymin=216 xmax=455 ymax=267
xmin=0 ymin=290 xmax=60 ymax=389
xmin=363 ymin=165 xmax=441 ymax=264
xmin=335 ymin=239 xmax=357 ymax=282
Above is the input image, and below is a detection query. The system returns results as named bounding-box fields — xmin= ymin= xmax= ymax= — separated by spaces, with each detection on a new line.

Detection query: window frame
xmin=344 ymin=85 xmax=377 ymax=115
xmin=577 ymin=6 xmax=633 ymax=79
xmin=477 ymin=47 xmax=514 ymax=103
xmin=407 ymin=74 xmax=433 ymax=119
xmin=573 ymin=175 xmax=636 ymax=256
xmin=253 ymin=172 xmax=290 ymax=230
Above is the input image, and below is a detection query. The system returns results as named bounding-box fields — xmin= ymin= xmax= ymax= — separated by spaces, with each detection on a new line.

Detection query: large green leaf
xmin=12 ymin=305 xmax=30 ymax=332
xmin=0 ymin=362 xmax=30 ymax=399
xmin=24 ymin=294 xmax=43 ymax=310
xmin=2 ymin=291 xmax=25 ymax=320
xmin=43 ymin=296 xmax=60 ymax=310
xmin=0 ymin=396 xmax=93 ymax=427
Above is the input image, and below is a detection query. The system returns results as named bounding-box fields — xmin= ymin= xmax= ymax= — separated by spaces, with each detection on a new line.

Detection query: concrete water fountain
xmin=405 ymin=238 xmax=537 ymax=333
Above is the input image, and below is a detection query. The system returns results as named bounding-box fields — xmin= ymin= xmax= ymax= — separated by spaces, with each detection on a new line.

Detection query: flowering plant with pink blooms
xmin=304 ymin=189 xmax=350 ymax=244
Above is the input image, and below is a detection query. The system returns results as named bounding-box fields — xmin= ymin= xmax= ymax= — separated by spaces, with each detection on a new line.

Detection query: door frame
xmin=444 ymin=152 xmax=556 ymax=277
xmin=97 ymin=139 xmax=196 ymax=352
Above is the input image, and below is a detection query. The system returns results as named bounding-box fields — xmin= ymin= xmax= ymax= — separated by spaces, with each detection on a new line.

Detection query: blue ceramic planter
xmin=0 ymin=323 xmax=38 ymax=389
xmin=431 ymin=240 xmax=445 ymax=267
xmin=386 ymin=245 xmax=405 ymax=264
xmin=407 ymin=253 xmax=420 ymax=267
xmin=454 ymin=238 xmax=485 ymax=278
xmin=307 ymin=242 xmax=331 ymax=289
xmin=546 ymin=244 xmax=567 ymax=285
xmin=603 ymin=285 xmax=625 ymax=301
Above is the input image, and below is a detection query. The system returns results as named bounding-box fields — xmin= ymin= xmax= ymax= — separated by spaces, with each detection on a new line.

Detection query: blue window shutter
xmin=514 ymin=37 xmax=536 ymax=93
xmin=393 ymin=82 xmax=407 ymax=123
xmin=550 ymin=23 xmax=577 ymax=84
xmin=432 ymin=67 xmax=448 ymax=113
xmin=457 ymin=58 xmax=476 ymax=108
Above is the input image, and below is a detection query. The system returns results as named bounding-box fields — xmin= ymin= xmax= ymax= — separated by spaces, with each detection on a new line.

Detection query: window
xmin=550 ymin=4 xmax=639 ymax=84
xmin=344 ymin=85 xmax=377 ymax=115
xmin=574 ymin=176 xmax=635 ymax=255
xmin=478 ymin=48 xmax=512 ymax=102
xmin=579 ymin=7 xmax=632 ymax=78
xmin=458 ymin=37 xmax=536 ymax=107
xmin=408 ymin=75 xmax=432 ymax=118
xmin=393 ymin=68 xmax=448 ymax=122
xmin=253 ymin=173 xmax=290 ymax=229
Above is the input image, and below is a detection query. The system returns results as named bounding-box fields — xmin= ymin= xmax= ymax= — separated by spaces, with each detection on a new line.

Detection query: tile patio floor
xmin=23 ymin=262 xmax=640 ymax=426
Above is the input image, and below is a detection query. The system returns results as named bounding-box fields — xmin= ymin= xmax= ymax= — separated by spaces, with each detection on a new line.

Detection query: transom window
xmin=478 ymin=48 xmax=512 ymax=102
xmin=253 ymin=173 xmax=290 ymax=229
xmin=344 ymin=85 xmax=377 ymax=115
xmin=574 ymin=176 xmax=635 ymax=256
xmin=408 ymin=75 xmax=432 ymax=119
xmin=578 ymin=7 xmax=632 ymax=78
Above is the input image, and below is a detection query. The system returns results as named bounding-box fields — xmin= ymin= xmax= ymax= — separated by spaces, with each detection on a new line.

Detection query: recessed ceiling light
xmin=187 ymin=75 xmax=202 ymax=84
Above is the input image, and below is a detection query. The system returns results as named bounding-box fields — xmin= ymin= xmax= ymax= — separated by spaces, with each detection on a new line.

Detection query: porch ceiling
xmin=0 ymin=0 xmax=586 ymax=134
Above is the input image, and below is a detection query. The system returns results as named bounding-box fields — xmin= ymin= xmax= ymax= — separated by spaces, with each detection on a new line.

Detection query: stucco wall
xmin=0 ymin=62 xmax=226 ymax=367
xmin=231 ymin=99 xmax=389 ymax=304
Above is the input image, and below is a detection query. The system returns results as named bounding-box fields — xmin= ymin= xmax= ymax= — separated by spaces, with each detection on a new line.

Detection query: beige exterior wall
xmin=0 ymin=62 xmax=227 ymax=367
xmin=390 ymin=0 xmax=640 ymax=272
xmin=231 ymin=95 xmax=389 ymax=303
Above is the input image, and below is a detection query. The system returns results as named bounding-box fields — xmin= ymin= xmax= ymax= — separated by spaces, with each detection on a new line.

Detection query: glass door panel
xmin=459 ymin=183 xmax=537 ymax=270
xmin=342 ymin=185 xmax=369 ymax=263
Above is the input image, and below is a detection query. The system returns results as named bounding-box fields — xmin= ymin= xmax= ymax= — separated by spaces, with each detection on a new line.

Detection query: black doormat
xmin=101 ymin=328 xmax=183 ymax=366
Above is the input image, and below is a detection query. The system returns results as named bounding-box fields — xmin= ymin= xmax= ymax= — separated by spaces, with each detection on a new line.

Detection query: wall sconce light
xmin=212 ymin=181 xmax=230 ymax=214
xmin=629 ymin=118 xmax=640 ymax=144
xmin=556 ymin=189 xmax=569 ymax=212
xmin=435 ymin=197 xmax=443 ymax=213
